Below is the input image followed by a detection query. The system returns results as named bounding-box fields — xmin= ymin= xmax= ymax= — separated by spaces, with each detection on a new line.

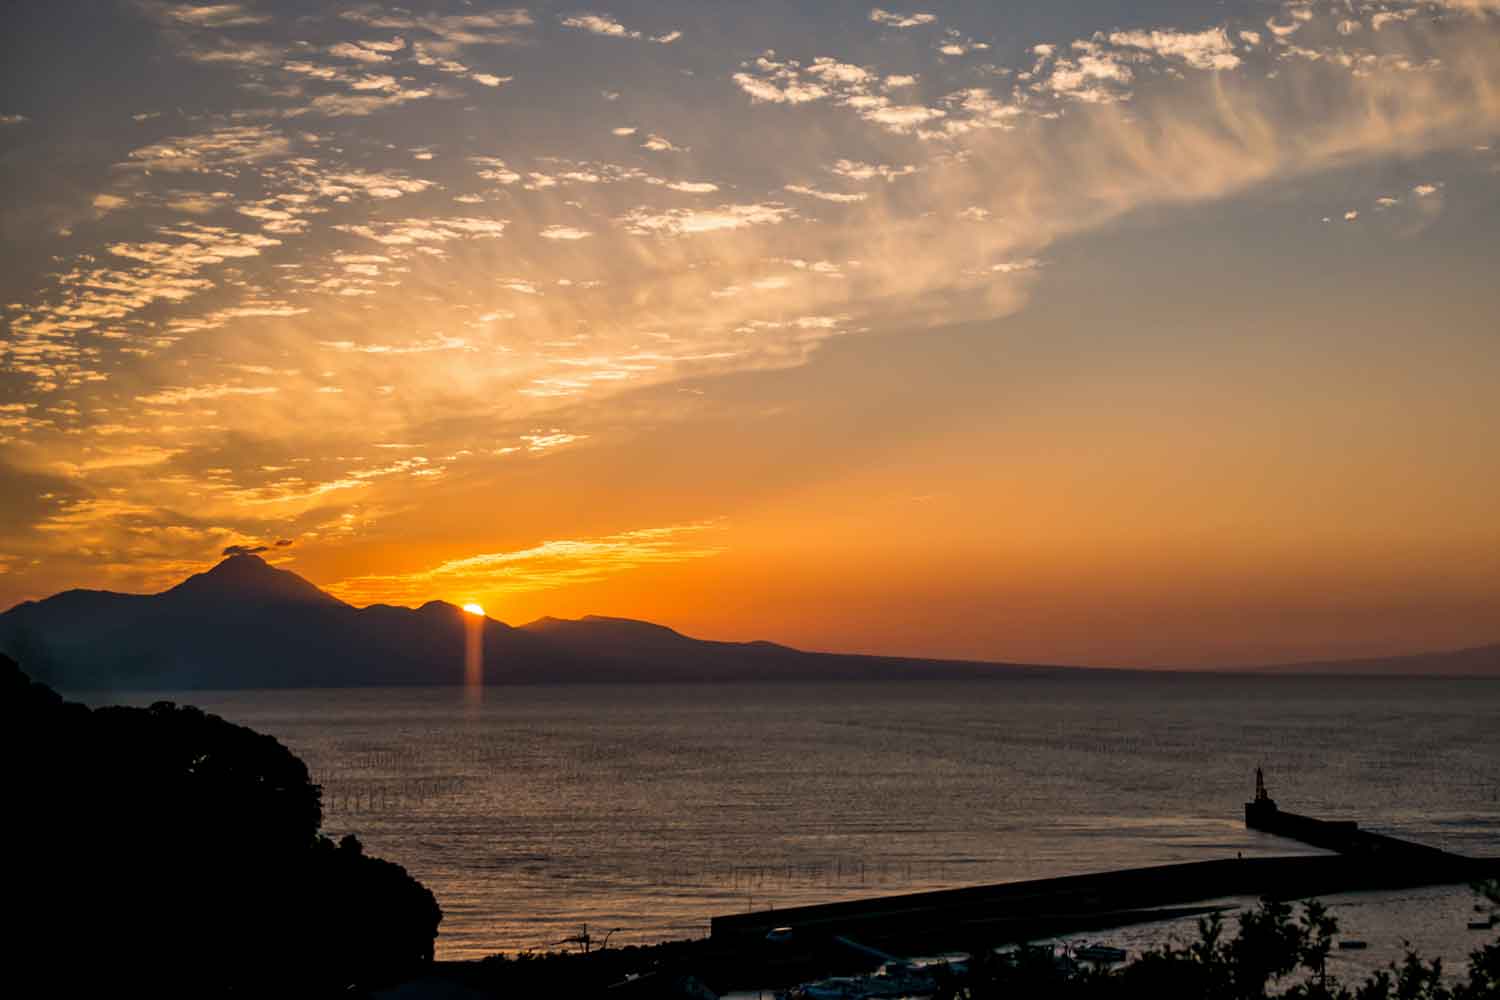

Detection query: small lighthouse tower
xmin=1245 ymin=766 xmax=1279 ymax=829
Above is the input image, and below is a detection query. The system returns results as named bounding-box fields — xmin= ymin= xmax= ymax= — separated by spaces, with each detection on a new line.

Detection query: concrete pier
xmin=710 ymin=853 xmax=1497 ymax=948
xmin=1245 ymin=768 xmax=1472 ymax=871
xmin=712 ymin=775 xmax=1496 ymax=950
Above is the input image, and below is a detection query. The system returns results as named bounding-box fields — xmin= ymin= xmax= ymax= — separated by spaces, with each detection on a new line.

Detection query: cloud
xmin=521 ymin=430 xmax=588 ymax=452
xmin=222 ymin=543 xmax=270 ymax=556
xmin=321 ymin=334 xmax=472 ymax=355
xmin=830 ymin=159 xmax=917 ymax=182
xmin=4 ymin=220 xmax=292 ymax=370
xmin=1040 ymin=52 xmax=1134 ymax=103
xmin=151 ymin=3 xmax=270 ymax=28
xmin=336 ymin=217 xmax=508 ymax=245
xmin=858 ymin=99 xmax=947 ymax=132
xmin=661 ymin=180 xmax=719 ymax=193
xmin=327 ymin=41 xmax=395 ymax=63
xmin=617 ymin=202 xmax=794 ymax=236
xmin=560 ymin=13 xmax=682 ymax=44
xmin=325 ymin=521 xmax=725 ymax=605
xmin=340 ymin=8 xmax=533 ymax=50
xmin=806 ymin=58 xmax=873 ymax=86
xmin=314 ymin=171 xmax=434 ymax=199
xmin=733 ymin=71 xmax=830 ymax=104
xmin=785 ymin=184 xmax=869 ymax=204
xmin=733 ymin=53 xmax=836 ymax=104
xmin=870 ymin=9 xmax=936 ymax=29
xmin=539 ymin=225 xmax=593 ymax=240
xmin=288 ymin=87 xmax=437 ymax=118
xmin=642 ymin=133 xmax=685 ymax=152
xmin=1106 ymin=27 xmax=1241 ymax=70
xmin=136 ymin=384 xmax=280 ymax=406
xmin=92 ymin=193 xmax=130 ymax=215
xmin=471 ymin=156 xmax=522 ymax=184
xmin=123 ymin=125 xmax=290 ymax=173
xmin=732 ymin=51 xmax=958 ymax=135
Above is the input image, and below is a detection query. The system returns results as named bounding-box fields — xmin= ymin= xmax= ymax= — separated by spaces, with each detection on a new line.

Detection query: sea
xmin=89 ymin=673 xmax=1500 ymax=982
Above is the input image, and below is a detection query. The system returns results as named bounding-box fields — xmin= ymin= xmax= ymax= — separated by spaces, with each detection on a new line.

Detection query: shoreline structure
xmin=436 ymin=776 xmax=1497 ymax=995
xmin=710 ymin=773 xmax=1498 ymax=952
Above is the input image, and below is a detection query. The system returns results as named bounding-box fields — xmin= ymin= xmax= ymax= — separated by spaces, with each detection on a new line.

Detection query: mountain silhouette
xmin=165 ymin=552 xmax=348 ymax=608
xmin=1239 ymin=643 xmax=1500 ymax=678
xmin=0 ymin=554 xmax=1052 ymax=690
xmin=3 ymin=554 xmax=1495 ymax=690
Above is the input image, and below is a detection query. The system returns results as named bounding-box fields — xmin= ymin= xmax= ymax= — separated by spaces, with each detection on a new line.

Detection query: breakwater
xmin=713 ymin=778 xmax=1497 ymax=951
xmin=1245 ymin=777 xmax=1472 ymax=870
xmin=710 ymin=853 xmax=1497 ymax=949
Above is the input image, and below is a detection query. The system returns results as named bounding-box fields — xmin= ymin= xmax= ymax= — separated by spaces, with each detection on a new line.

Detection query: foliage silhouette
xmin=2 ymin=654 xmax=440 ymax=997
xmin=956 ymin=894 xmax=1499 ymax=1000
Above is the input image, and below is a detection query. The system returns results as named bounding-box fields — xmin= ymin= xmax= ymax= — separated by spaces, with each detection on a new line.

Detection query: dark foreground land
xmin=2 ymin=655 xmax=441 ymax=998
xmin=410 ymin=885 xmax=1500 ymax=1000
xmin=417 ymin=808 xmax=1500 ymax=998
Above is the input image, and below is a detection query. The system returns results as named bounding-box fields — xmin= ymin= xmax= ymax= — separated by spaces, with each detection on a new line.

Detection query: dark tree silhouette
xmin=953 ymin=895 xmax=1500 ymax=1000
xmin=2 ymin=654 xmax=440 ymax=997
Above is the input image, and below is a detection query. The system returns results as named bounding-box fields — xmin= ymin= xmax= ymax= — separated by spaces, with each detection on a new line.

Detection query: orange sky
xmin=2 ymin=1 xmax=1498 ymax=667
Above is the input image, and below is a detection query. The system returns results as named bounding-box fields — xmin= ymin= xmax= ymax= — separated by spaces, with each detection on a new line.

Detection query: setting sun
xmin=461 ymin=603 xmax=486 ymax=617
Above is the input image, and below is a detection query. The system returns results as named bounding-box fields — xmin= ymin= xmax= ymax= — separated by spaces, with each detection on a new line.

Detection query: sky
xmin=1 ymin=0 xmax=1498 ymax=668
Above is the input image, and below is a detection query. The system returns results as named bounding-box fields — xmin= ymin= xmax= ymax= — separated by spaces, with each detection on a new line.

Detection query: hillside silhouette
xmin=1238 ymin=643 xmax=1500 ymax=678
xmin=2 ymin=554 xmax=1495 ymax=690
xmin=2 ymin=653 xmax=440 ymax=996
xmin=0 ymin=553 xmax=1062 ymax=689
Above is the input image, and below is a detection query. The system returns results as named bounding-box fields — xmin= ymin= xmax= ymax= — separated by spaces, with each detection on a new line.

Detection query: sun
xmin=461 ymin=603 xmax=485 ymax=617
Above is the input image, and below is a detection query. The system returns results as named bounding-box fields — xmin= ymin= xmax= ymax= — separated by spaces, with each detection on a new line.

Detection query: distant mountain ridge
xmin=1 ymin=554 xmax=1495 ymax=690
xmin=0 ymin=554 xmax=1051 ymax=690
xmin=1237 ymin=643 xmax=1500 ymax=678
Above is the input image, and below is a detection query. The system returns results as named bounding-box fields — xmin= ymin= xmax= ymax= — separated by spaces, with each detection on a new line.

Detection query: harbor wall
xmin=710 ymin=853 xmax=1497 ymax=944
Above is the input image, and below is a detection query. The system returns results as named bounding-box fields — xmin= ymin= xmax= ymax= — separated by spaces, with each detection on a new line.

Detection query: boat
xmin=1075 ymin=943 xmax=1129 ymax=963
xmin=1469 ymin=917 xmax=1495 ymax=930
xmin=1338 ymin=940 xmax=1368 ymax=950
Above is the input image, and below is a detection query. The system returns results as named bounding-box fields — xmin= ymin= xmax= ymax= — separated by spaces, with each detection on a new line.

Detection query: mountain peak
xmin=164 ymin=554 xmax=347 ymax=608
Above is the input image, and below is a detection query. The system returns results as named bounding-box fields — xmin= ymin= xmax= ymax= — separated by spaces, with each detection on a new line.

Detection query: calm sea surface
xmin=91 ymin=674 xmax=1500 ymax=969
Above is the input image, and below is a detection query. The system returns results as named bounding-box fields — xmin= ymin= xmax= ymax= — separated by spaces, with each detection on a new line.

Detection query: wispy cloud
xmin=617 ymin=202 xmax=794 ymax=236
xmin=325 ymin=522 xmax=726 ymax=605
xmin=148 ymin=2 xmax=271 ymax=29
xmin=560 ymin=13 xmax=681 ymax=44
xmin=340 ymin=7 xmax=533 ymax=51
xmin=539 ymin=225 xmax=593 ymax=240
xmin=785 ymin=184 xmax=868 ymax=204
xmin=136 ymin=384 xmax=279 ymax=405
xmin=123 ymin=125 xmax=290 ymax=173
xmin=1106 ymin=27 xmax=1240 ymax=70
xmin=869 ymin=9 xmax=936 ymax=29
